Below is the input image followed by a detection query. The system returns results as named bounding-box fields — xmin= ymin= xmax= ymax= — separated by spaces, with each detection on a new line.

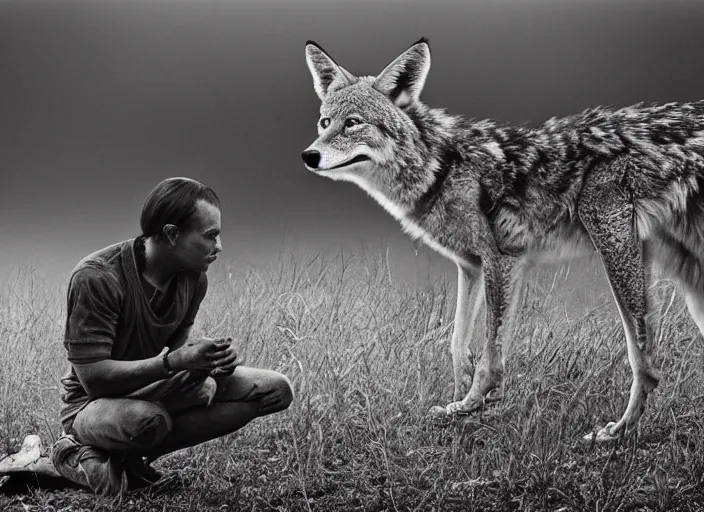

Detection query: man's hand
xmin=210 ymin=337 xmax=245 ymax=377
xmin=169 ymin=336 xmax=240 ymax=373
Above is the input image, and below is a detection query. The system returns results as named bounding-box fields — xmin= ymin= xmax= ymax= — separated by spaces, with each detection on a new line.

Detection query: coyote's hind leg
xmin=579 ymin=162 xmax=660 ymax=441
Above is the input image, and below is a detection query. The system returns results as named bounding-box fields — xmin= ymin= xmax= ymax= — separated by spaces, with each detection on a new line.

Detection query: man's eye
xmin=345 ymin=118 xmax=362 ymax=128
xmin=319 ymin=118 xmax=331 ymax=129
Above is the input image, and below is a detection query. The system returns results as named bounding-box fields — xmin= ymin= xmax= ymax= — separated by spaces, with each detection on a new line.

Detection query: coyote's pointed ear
xmin=305 ymin=41 xmax=356 ymax=100
xmin=374 ymin=38 xmax=431 ymax=108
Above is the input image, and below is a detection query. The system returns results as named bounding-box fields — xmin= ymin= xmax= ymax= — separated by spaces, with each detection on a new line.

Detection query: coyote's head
xmin=302 ymin=38 xmax=448 ymax=217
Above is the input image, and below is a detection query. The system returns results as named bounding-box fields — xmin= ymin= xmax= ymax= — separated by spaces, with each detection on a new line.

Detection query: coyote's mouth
xmin=328 ymin=155 xmax=371 ymax=170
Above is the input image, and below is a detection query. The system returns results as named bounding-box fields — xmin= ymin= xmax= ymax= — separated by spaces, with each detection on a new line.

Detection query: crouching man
xmin=52 ymin=177 xmax=294 ymax=495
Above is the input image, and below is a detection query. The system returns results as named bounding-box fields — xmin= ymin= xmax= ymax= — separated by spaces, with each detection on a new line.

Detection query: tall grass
xmin=1 ymin=249 xmax=704 ymax=511
xmin=0 ymin=266 xmax=66 ymax=456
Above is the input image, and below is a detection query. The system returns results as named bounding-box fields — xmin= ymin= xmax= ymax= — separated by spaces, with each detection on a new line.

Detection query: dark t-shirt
xmin=59 ymin=238 xmax=208 ymax=432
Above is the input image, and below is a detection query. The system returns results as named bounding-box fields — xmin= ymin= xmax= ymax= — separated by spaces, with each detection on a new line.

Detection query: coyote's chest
xmin=358 ymin=183 xmax=476 ymax=267
xmin=399 ymin=216 xmax=476 ymax=267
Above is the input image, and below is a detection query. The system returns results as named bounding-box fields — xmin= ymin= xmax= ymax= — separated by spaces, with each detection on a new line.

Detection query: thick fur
xmin=302 ymin=38 xmax=704 ymax=439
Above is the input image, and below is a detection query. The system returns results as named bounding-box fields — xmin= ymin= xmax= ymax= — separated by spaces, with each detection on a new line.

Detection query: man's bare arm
xmin=74 ymin=338 xmax=236 ymax=399
xmin=73 ymin=353 xmax=169 ymax=399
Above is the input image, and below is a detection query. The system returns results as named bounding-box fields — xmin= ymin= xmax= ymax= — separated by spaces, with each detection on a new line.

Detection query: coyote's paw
xmin=427 ymin=405 xmax=447 ymax=418
xmin=445 ymin=395 xmax=483 ymax=416
xmin=583 ymin=422 xmax=619 ymax=442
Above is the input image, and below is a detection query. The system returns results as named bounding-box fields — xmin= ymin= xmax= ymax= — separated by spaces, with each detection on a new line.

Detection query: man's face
xmin=173 ymin=199 xmax=222 ymax=273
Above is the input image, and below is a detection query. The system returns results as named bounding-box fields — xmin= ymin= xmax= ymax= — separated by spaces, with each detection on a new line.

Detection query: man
xmin=51 ymin=177 xmax=294 ymax=496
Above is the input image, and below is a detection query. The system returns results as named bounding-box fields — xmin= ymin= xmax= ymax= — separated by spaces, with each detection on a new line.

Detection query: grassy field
xmin=1 ymin=249 xmax=704 ymax=511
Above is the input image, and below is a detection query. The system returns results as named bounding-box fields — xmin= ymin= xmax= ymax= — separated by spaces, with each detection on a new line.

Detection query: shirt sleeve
xmin=64 ymin=266 xmax=123 ymax=364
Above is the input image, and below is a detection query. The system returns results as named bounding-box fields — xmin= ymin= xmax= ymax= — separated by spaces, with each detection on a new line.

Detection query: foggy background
xmin=2 ymin=0 xmax=704 ymax=290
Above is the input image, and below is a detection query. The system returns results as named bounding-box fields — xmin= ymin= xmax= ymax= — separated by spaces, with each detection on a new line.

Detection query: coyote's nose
xmin=301 ymin=150 xmax=321 ymax=169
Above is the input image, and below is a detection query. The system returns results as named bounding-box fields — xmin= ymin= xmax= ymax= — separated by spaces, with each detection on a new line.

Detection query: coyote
xmin=301 ymin=38 xmax=704 ymax=441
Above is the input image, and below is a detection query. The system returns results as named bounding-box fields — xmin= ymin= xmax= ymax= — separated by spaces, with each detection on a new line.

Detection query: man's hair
xmin=140 ymin=177 xmax=220 ymax=238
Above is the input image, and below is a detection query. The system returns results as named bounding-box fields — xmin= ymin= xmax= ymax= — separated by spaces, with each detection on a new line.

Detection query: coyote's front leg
xmin=449 ymin=263 xmax=484 ymax=402
xmin=446 ymin=255 xmax=521 ymax=415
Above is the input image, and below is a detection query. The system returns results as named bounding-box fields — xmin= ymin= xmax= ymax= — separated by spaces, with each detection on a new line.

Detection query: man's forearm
xmin=167 ymin=326 xmax=192 ymax=352
xmin=75 ymin=354 xmax=170 ymax=399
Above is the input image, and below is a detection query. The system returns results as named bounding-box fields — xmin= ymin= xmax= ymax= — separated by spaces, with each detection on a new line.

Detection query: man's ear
xmin=163 ymin=224 xmax=180 ymax=246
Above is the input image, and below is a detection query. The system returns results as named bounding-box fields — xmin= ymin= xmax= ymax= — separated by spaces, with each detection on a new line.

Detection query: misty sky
xmin=2 ymin=0 xmax=704 ymax=285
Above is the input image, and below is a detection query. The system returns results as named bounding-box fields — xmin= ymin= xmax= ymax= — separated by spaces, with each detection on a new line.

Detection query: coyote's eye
xmin=319 ymin=118 xmax=331 ymax=129
xmin=344 ymin=118 xmax=362 ymax=129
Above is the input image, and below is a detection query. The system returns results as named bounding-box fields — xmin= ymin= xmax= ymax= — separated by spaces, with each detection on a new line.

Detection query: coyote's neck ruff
xmin=303 ymin=38 xmax=704 ymax=442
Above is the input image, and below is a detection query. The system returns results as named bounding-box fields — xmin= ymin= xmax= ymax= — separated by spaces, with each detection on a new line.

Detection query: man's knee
xmin=266 ymin=373 xmax=294 ymax=414
xmin=279 ymin=374 xmax=294 ymax=409
xmin=73 ymin=399 xmax=172 ymax=452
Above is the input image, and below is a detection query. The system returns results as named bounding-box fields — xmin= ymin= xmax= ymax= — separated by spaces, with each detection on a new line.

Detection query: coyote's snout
xmin=302 ymin=37 xmax=704 ymax=442
xmin=302 ymin=149 xmax=370 ymax=172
